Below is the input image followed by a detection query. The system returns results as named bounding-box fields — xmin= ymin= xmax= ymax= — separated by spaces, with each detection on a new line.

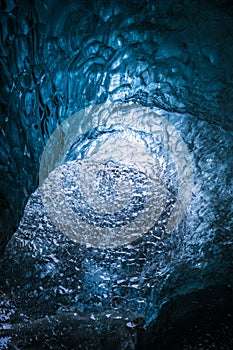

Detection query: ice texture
xmin=0 ymin=0 xmax=233 ymax=349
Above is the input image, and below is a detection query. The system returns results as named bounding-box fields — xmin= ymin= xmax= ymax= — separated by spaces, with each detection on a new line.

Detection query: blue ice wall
xmin=0 ymin=0 xmax=233 ymax=349
xmin=1 ymin=0 xmax=233 ymax=252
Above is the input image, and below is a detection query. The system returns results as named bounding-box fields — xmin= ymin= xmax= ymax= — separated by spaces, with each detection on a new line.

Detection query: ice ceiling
xmin=0 ymin=0 xmax=233 ymax=349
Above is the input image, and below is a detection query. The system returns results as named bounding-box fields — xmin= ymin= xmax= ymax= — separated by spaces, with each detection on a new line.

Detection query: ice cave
xmin=0 ymin=0 xmax=233 ymax=349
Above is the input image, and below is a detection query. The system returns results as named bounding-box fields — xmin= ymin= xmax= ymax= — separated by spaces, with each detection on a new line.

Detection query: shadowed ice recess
xmin=0 ymin=0 xmax=233 ymax=349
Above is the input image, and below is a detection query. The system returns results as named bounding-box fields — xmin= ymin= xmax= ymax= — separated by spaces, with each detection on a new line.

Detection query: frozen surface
xmin=0 ymin=0 xmax=233 ymax=349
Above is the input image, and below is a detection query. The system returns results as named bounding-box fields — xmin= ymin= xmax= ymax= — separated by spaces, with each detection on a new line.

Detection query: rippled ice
xmin=1 ymin=109 xmax=233 ymax=348
xmin=0 ymin=0 xmax=233 ymax=349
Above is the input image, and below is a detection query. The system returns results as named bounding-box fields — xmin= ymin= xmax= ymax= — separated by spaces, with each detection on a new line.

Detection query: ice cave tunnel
xmin=0 ymin=0 xmax=233 ymax=349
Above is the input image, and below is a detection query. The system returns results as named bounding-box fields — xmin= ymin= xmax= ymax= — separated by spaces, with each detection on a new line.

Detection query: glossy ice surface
xmin=0 ymin=0 xmax=233 ymax=348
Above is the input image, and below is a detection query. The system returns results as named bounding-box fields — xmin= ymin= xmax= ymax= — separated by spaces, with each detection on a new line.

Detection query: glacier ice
xmin=0 ymin=0 xmax=233 ymax=349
